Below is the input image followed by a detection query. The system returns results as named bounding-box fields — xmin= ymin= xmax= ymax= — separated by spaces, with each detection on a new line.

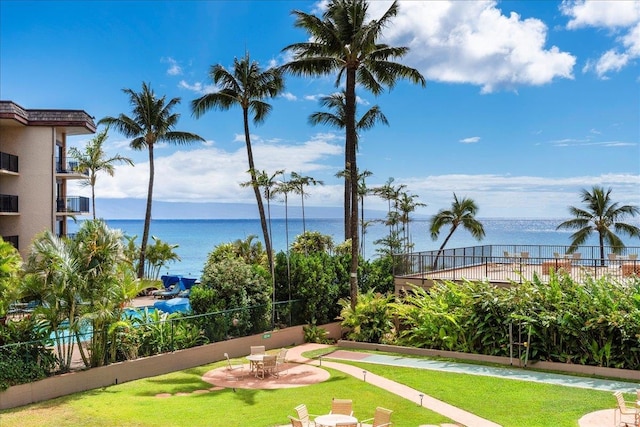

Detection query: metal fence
xmin=0 ymin=299 xmax=306 ymax=387
xmin=393 ymin=244 xmax=640 ymax=284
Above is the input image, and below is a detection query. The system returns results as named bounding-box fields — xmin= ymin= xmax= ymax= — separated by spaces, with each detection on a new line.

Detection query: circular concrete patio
xmin=201 ymin=361 xmax=330 ymax=390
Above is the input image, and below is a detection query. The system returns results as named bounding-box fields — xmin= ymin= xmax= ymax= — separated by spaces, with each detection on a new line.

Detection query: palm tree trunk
xmin=138 ymin=143 xmax=154 ymax=279
xmin=346 ymin=69 xmax=359 ymax=309
xmin=432 ymin=227 xmax=457 ymax=270
xmin=91 ymin=184 xmax=96 ymax=220
xmin=344 ymin=157 xmax=351 ymax=240
xmin=243 ymin=108 xmax=274 ymax=276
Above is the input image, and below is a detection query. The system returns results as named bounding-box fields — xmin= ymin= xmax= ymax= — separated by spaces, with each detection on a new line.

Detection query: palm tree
xmin=556 ymin=186 xmax=640 ymax=265
xmin=309 ymin=91 xmax=388 ymax=239
xmin=357 ymin=170 xmax=373 ymax=257
xmin=430 ymin=193 xmax=485 ymax=270
xmin=398 ymin=191 xmax=426 ymax=253
xmin=68 ymin=127 xmax=133 ymax=219
xmin=282 ymin=0 xmax=425 ymax=308
xmin=192 ymin=53 xmax=284 ymax=280
xmin=99 ymin=82 xmax=204 ymax=278
xmin=288 ymin=171 xmax=324 ymax=240
xmin=241 ymin=168 xmax=284 ymax=265
xmin=372 ymin=177 xmax=406 ymax=245
xmin=273 ymin=174 xmax=294 ymax=302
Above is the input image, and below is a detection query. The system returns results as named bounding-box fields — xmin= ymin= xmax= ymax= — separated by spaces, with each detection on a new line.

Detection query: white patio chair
xmin=223 ymin=352 xmax=244 ymax=380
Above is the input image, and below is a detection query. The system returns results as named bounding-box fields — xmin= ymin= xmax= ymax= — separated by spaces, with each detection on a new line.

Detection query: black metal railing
xmin=0 ymin=152 xmax=18 ymax=173
xmin=394 ymin=245 xmax=640 ymax=283
xmin=0 ymin=194 xmax=18 ymax=212
xmin=55 ymin=157 xmax=88 ymax=175
xmin=56 ymin=196 xmax=89 ymax=213
xmin=1 ymin=235 xmax=19 ymax=249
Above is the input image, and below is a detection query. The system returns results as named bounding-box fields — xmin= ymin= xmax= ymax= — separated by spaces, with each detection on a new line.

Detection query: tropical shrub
xmin=339 ymin=289 xmax=395 ymax=343
xmin=22 ymin=220 xmax=140 ymax=371
xmin=192 ymin=255 xmax=271 ymax=336
xmin=0 ymin=317 xmax=57 ymax=391
xmin=0 ymin=238 xmax=22 ymax=318
xmin=290 ymin=231 xmax=334 ymax=254
xmin=359 ymin=254 xmax=394 ymax=294
xmin=373 ymin=274 xmax=640 ymax=370
xmin=127 ymin=308 xmax=207 ymax=357
xmin=303 ymin=322 xmax=332 ymax=344
xmin=275 ymin=251 xmax=343 ymax=325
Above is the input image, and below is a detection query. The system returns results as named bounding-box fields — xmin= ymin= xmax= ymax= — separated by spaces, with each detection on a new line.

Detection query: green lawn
xmin=0 ymin=360 xmax=449 ymax=427
xmin=0 ymin=351 xmax=624 ymax=427
xmin=333 ymin=358 xmax=620 ymax=427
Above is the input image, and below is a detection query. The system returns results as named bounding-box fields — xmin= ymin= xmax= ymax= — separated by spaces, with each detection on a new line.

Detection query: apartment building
xmin=0 ymin=100 xmax=96 ymax=258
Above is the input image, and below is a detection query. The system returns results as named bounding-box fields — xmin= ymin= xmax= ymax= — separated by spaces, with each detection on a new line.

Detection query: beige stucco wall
xmin=0 ymin=125 xmax=57 ymax=257
xmin=0 ymin=322 xmax=343 ymax=410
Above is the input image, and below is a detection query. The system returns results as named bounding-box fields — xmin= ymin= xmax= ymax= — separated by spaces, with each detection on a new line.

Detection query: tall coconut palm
xmin=273 ymin=173 xmax=294 ymax=302
xmin=430 ymin=193 xmax=485 ymax=270
xmin=99 ymin=82 xmax=204 ymax=278
xmin=282 ymin=0 xmax=425 ymax=308
xmin=556 ymin=186 xmax=640 ymax=265
xmin=309 ymin=91 xmax=388 ymax=239
xmin=241 ymin=168 xmax=284 ymax=264
xmin=191 ymin=53 xmax=284 ymax=279
xmin=372 ymin=177 xmax=406 ymax=244
xmin=398 ymin=191 xmax=426 ymax=253
xmin=288 ymin=171 xmax=324 ymax=240
xmin=68 ymin=127 xmax=134 ymax=219
xmin=357 ymin=169 xmax=373 ymax=256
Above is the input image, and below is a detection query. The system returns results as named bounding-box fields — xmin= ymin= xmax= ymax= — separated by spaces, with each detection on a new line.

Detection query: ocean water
xmin=68 ymin=218 xmax=640 ymax=278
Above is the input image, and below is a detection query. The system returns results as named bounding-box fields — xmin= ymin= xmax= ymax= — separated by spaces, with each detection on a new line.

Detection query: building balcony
xmin=0 ymin=194 xmax=18 ymax=214
xmin=1 ymin=235 xmax=19 ymax=250
xmin=55 ymin=157 xmax=89 ymax=179
xmin=56 ymin=196 xmax=89 ymax=215
xmin=0 ymin=152 xmax=19 ymax=175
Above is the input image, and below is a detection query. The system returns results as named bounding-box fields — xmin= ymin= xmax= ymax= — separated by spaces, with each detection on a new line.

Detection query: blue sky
xmin=1 ymin=0 xmax=638 ymax=219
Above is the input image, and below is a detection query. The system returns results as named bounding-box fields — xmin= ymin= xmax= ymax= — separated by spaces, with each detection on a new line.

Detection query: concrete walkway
xmin=285 ymin=344 xmax=636 ymax=427
xmin=286 ymin=344 xmax=500 ymax=427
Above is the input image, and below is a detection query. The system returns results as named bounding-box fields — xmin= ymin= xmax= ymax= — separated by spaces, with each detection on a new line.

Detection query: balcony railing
xmin=393 ymin=244 xmax=640 ymax=285
xmin=1 ymin=235 xmax=19 ymax=250
xmin=55 ymin=157 xmax=88 ymax=176
xmin=0 ymin=194 xmax=18 ymax=213
xmin=0 ymin=152 xmax=18 ymax=173
xmin=56 ymin=196 xmax=89 ymax=213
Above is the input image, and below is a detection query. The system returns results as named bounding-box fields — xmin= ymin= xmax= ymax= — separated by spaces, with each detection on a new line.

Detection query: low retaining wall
xmin=0 ymin=322 xmax=342 ymax=410
xmin=337 ymin=341 xmax=640 ymax=382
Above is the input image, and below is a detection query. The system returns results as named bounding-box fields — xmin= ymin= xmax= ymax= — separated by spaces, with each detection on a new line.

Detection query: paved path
xmin=287 ymin=344 xmax=500 ymax=427
xmin=285 ymin=344 xmax=637 ymax=427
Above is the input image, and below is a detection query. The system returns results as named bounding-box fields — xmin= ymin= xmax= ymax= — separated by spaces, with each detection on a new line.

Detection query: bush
xmin=192 ymin=255 xmax=271 ymax=336
xmin=340 ymin=289 xmax=395 ymax=343
xmin=0 ymin=318 xmax=57 ymax=390
xmin=275 ymin=251 xmax=344 ymax=325
xmin=386 ymin=274 xmax=640 ymax=370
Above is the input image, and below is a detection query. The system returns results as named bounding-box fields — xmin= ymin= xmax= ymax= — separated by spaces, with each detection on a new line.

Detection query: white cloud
xmin=161 ymin=57 xmax=183 ymax=76
xmin=178 ymin=80 xmax=216 ymax=95
xmin=391 ymin=173 xmax=640 ymax=218
xmin=364 ymin=1 xmax=575 ymax=93
xmin=77 ymin=134 xmax=343 ymax=204
xmin=460 ymin=136 xmax=480 ymax=144
xmin=281 ymin=92 xmax=298 ymax=101
xmin=561 ymin=0 xmax=640 ymax=78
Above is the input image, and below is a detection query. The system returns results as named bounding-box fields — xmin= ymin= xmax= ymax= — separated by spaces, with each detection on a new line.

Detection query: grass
xmin=0 ymin=358 xmax=449 ymax=427
xmin=330 ymin=358 xmax=620 ymax=427
xmin=0 ymin=349 xmax=625 ymax=427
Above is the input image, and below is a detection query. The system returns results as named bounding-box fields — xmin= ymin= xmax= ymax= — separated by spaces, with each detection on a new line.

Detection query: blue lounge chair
xmin=154 ymin=280 xmax=185 ymax=299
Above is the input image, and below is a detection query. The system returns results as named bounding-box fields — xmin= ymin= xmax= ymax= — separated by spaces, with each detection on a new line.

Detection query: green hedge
xmin=342 ymin=273 xmax=640 ymax=370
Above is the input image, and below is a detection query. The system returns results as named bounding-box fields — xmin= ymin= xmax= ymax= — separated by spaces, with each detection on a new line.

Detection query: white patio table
xmin=314 ymin=414 xmax=358 ymax=427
